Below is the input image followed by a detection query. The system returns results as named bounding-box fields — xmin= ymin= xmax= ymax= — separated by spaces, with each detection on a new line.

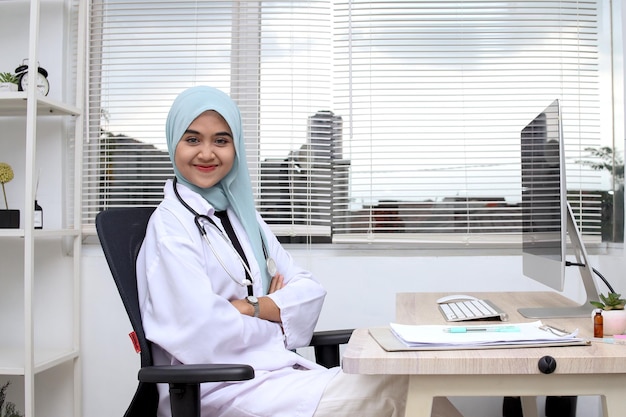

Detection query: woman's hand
xmin=230 ymin=273 xmax=285 ymax=321
xmin=268 ymin=273 xmax=285 ymax=294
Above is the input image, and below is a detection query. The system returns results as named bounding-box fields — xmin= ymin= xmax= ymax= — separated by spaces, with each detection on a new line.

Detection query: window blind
xmin=84 ymin=0 xmax=610 ymax=245
xmin=330 ymin=0 xmax=603 ymax=243
xmin=84 ymin=0 xmax=333 ymax=237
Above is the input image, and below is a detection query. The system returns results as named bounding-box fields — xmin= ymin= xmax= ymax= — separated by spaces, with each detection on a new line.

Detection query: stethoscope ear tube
xmin=194 ymin=215 xmax=207 ymax=237
xmin=171 ymin=177 xmax=275 ymax=294
xmin=172 ymin=177 xmax=201 ymax=218
xmin=172 ymin=177 xmax=252 ymax=289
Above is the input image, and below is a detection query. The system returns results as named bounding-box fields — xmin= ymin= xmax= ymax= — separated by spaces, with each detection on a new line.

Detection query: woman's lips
xmin=195 ymin=164 xmax=217 ymax=173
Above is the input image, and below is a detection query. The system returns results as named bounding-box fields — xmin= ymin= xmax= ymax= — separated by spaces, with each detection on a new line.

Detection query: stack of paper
xmin=389 ymin=321 xmax=587 ymax=349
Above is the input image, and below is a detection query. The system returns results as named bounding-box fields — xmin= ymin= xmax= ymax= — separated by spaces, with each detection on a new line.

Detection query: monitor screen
xmin=521 ymin=99 xmax=567 ymax=292
xmin=518 ymin=99 xmax=599 ymax=318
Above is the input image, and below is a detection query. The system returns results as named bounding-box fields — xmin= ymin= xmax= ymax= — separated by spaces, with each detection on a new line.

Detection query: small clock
xmin=15 ymin=62 xmax=50 ymax=96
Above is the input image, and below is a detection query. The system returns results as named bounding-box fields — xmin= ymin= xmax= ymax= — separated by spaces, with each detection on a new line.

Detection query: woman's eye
xmin=184 ymin=136 xmax=200 ymax=144
xmin=214 ymin=137 xmax=230 ymax=146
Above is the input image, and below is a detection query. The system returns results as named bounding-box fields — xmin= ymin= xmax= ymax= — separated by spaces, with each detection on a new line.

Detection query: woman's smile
xmin=195 ymin=163 xmax=218 ymax=173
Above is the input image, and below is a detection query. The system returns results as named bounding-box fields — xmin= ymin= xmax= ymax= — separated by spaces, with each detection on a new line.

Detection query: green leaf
xmin=3 ymin=402 xmax=23 ymax=417
xmin=0 ymin=381 xmax=9 ymax=412
xmin=592 ymin=293 xmax=626 ymax=310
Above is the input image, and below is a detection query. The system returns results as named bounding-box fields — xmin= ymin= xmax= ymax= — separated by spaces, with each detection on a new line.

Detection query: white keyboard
xmin=438 ymin=299 xmax=508 ymax=322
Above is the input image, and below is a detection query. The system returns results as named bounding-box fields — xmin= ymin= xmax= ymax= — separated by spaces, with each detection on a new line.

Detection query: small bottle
xmin=593 ymin=309 xmax=603 ymax=338
xmin=34 ymin=200 xmax=43 ymax=229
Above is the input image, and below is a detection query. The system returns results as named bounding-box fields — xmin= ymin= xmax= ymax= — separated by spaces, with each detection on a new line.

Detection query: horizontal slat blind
xmin=254 ymin=2 xmax=334 ymax=238
xmin=84 ymin=0 xmax=607 ymax=245
xmin=84 ymin=0 xmax=332 ymax=236
xmin=331 ymin=0 xmax=602 ymax=243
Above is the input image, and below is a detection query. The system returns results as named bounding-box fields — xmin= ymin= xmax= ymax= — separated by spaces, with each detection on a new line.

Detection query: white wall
xmin=81 ymin=244 xmax=625 ymax=417
xmin=7 ymin=1 xmax=618 ymax=416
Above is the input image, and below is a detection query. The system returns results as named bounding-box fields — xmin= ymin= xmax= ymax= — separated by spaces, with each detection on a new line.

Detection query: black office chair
xmin=95 ymin=207 xmax=352 ymax=417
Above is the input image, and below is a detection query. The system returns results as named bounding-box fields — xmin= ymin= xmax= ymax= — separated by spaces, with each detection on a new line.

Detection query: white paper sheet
xmin=389 ymin=321 xmax=584 ymax=348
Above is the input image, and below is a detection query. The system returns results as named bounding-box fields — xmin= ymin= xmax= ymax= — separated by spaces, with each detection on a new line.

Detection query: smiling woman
xmin=84 ymin=0 xmax=614 ymax=249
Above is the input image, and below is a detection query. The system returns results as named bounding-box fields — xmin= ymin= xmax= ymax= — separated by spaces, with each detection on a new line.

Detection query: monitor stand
xmin=518 ymin=203 xmax=600 ymax=318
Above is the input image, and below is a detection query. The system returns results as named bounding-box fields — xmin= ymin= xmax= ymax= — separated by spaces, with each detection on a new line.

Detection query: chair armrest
xmin=139 ymin=364 xmax=254 ymax=417
xmin=138 ymin=363 xmax=254 ymax=384
xmin=309 ymin=329 xmax=354 ymax=368
xmin=309 ymin=329 xmax=353 ymax=347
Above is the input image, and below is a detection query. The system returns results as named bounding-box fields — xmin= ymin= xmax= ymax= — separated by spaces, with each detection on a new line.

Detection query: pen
xmin=591 ymin=337 xmax=626 ymax=345
xmin=444 ymin=325 xmax=521 ymax=333
xmin=591 ymin=337 xmax=615 ymax=344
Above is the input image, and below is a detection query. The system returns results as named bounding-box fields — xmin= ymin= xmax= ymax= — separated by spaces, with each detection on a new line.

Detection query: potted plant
xmin=0 ymin=163 xmax=19 ymax=228
xmin=576 ymin=146 xmax=624 ymax=242
xmin=0 ymin=72 xmax=18 ymax=92
xmin=590 ymin=292 xmax=626 ymax=336
xmin=0 ymin=381 xmax=24 ymax=417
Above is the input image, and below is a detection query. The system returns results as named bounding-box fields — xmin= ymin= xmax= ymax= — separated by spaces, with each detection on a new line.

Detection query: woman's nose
xmin=198 ymin=143 xmax=215 ymax=159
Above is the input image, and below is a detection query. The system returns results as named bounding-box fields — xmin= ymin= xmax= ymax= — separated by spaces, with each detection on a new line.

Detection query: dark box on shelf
xmin=0 ymin=210 xmax=20 ymax=228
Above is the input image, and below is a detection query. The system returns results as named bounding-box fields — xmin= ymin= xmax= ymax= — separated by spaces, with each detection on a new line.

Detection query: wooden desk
xmin=342 ymin=292 xmax=626 ymax=417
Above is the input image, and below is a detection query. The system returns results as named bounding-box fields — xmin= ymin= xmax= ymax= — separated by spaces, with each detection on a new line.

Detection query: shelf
xmin=0 ymin=228 xmax=81 ymax=238
xmin=35 ymin=348 xmax=79 ymax=374
xmin=0 ymin=92 xmax=80 ymax=117
xmin=0 ymin=1 xmax=85 ymax=415
xmin=0 ymin=347 xmax=79 ymax=376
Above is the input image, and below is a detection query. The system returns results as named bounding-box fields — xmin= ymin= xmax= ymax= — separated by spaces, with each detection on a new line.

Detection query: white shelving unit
xmin=0 ymin=0 xmax=85 ymax=416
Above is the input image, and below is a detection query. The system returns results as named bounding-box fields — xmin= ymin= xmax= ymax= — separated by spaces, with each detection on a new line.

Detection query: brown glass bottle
xmin=593 ymin=310 xmax=603 ymax=338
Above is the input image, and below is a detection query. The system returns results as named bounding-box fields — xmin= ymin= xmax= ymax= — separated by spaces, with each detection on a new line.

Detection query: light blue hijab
xmin=166 ymin=86 xmax=270 ymax=293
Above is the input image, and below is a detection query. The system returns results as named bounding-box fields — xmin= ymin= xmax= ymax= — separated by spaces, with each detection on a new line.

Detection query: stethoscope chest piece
xmin=266 ymin=257 xmax=277 ymax=276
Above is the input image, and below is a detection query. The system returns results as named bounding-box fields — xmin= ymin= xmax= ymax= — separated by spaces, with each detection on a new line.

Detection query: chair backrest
xmin=95 ymin=207 xmax=158 ymax=416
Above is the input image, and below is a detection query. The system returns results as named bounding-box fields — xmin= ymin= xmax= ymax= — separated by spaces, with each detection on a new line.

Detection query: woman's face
xmin=175 ymin=110 xmax=236 ymax=189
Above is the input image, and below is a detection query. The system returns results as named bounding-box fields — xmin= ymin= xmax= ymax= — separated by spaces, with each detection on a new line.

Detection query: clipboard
xmin=369 ymin=327 xmax=591 ymax=352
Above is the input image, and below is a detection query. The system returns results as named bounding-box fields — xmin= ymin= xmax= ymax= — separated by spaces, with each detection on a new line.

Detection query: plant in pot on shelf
xmin=590 ymin=292 xmax=626 ymax=336
xmin=0 ymin=381 xmax=23 ymax=417
xmin=0 ymin=162 xmax=19 ymax=229
xmin=0 ymin=72 xmax=18 ymax=92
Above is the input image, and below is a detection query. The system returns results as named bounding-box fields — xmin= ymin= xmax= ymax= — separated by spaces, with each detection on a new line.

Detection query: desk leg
xmin=603 ymin=384 xmax=626 ymax=417
xmin=520 ymin=396 xmax=538 ymax=417
xmin=405 ymin=376 xmax=433 ymax=417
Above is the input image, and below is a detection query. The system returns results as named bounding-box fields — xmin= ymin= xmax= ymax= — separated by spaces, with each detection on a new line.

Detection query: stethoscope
xmin=172 ymin=178 xmax=277 ymax=294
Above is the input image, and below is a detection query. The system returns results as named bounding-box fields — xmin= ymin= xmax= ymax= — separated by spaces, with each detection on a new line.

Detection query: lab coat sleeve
xmin=258 ymin=215 xmax=327 ymax=350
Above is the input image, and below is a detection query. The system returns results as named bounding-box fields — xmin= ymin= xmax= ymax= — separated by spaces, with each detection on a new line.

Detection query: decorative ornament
xmin=0 ymin=162 xmax=15 ymax=210
xmin=15 ymin=59 xmax=49 ymax=96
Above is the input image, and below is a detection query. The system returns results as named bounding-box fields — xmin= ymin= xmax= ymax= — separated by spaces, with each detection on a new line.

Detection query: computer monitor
xmin=518 ymin=99 xmax=600 ymax=318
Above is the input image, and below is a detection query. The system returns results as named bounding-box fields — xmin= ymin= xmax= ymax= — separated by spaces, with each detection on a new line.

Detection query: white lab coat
xmin=136 ymin=180 xmax=339 ymax=417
